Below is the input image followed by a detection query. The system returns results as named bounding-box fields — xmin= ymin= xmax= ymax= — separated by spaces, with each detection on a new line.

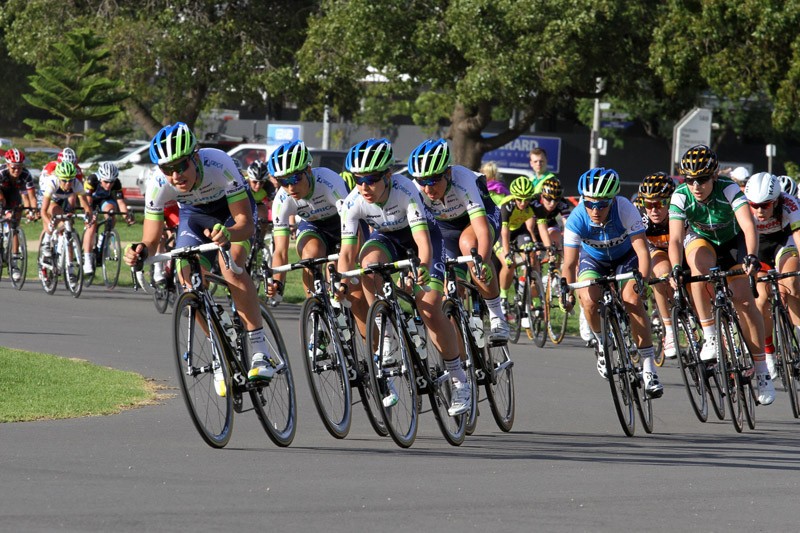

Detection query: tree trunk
xmin=446 ymin=102 xmax=490 ymax=171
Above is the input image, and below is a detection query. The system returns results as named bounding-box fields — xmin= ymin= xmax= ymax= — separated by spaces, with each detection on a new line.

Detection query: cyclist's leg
xmin=575 ymin=253 xmax=608 ymax=376
xmin=685 ymin=233 xmax=718 ymax=361
xmin=777 ymin=243 xmax=800 ymax=332
xmin=295 ymin=227 xmax=328 ymax=294
xmin=651 ymin=250 xmax=675 ymax=357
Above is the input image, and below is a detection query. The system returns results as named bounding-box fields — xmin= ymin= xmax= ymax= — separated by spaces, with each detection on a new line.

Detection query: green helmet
xmin=149 ymin=122 xmax=197 ymax=165
xmin=510 ymin=176 xmax=535 ymax=200
xmin=55 ymin=161 xmax=77 ymax=181
xmin=268 ymin=140 xmax=312 ymax=177
xmin=345 ymin=138 xmax=394 ymax=174
xmin=407 ymin=138 xmax=451 ymax=178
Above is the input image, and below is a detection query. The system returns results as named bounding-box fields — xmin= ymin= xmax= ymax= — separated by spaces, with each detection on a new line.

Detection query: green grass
xmin=0 ymin=346 xmax=159 ymax=422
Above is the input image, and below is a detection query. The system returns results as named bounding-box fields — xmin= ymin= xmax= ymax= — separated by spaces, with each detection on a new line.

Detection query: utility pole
xmin=589 ymin=78 xmax=604 ymax=169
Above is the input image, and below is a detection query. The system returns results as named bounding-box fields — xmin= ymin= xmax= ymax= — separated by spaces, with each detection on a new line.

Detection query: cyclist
xmin=408 ymin=138 xmax=508 ymax=343
xmin=336 ymin=138 xmax=471 ymax=416
xmin=39 ymin=161 xmax=94 ymax=258
xmin=778 ymin=175 xmax=798 ymax=197
xmin=81 ymin=162 xmax=135 ymax=275
xmin=0 ymin=149 xmax=37 ymax=281
xmin=123 ymin=122 xmax=276 ymax=388
xmin=668 ymin=144 xmax=774 ymax=405
xmin=744 ymin=172 xmax=800 ymax=380
xmin=246 ymin=160 xmax=276 ymax=224
xmin=531 ymin=177 xmax=571 ymax=259
xmin=265 ymin=140 xmax=349 ymax=300
xmin=497 ymin=176 xmax=541 ymax=317
xmin=637 ymin=172 xmax=677 ymax=359
xmin=562 ymin=167 xmax=664 ymax=398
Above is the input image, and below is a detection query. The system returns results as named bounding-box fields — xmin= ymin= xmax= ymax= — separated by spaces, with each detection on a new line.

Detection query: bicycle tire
xmin=300 ymin=297 xmax=353 ymax=439
xmin=366 ymin=299 xmax=418 ymax=448
xmin=63 ymin=231 xmax=83 ymax=298
xmin=102 ymin=228 xmax=121 ymax=289
xmin=651 ymin=303 xmax=665 ymax=367
xmin=603 ymin=308 xmax=636 ymax=436
xmin=775 ymin=304 xmax=800 ymax=418
xmin=173 ymin=291 xmax=234 ymax=448
xmin=348 ymin=314 xmax=389 ymax=436
xmin=0 ymin=225 xmax=5 ymax=282
xmin=545 ymin=269 xmax=568 ymax=344
xmin=672 ymin=308 xmax=708 ymax=423
xmin=483 ymin=312 xmax=515 ymax=432
xmin=717 ymin=309 xmax=744 ymax=433
xmin=507 ymin=270 xmax=522 ymax=344
xmin=38 ymin=233 xmax=58 ymax=295
xmin=248 ymin=304 xmax=297 ymax=447
xmin=82 ymin=229 xmax=96 ymax=288
xmin=528 ymin=270 xmax=547 ymax=347
xmin=732 ymin=318 xmax=756 ymax=430
xmin=8 ymin=227 xmax=27 ymax=290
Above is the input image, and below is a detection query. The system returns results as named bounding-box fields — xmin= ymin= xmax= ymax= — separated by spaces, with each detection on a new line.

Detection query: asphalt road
xmin=2 ymin=281 xmax=800 ymax=532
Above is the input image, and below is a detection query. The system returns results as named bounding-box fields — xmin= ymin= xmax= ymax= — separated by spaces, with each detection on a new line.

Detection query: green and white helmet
xmin=149 ymin=122 xmax=197 ymax=165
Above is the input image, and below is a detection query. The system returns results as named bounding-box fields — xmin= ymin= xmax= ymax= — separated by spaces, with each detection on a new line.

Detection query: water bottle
xmin=407 ymin=314 xmax=426 ymax=354
xmin=216 ymin=305 xmax=238 ymax=345
xmin=97 ymin=232 xmax=105 ymax=253
xmin=469 ymin=316 xmax=485 ymax=349
xmin=336 ymin=311 xmax=351 ymax=341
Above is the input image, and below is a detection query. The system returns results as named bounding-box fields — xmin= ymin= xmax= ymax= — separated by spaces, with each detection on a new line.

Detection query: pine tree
xmin=22 ymin=28 xmax=127 ymax=155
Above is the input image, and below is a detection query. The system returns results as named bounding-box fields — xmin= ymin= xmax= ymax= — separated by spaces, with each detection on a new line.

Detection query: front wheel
xmin=38 ymin=233 xmax=58 ymax=295
xmin=8 ymin=227 xmax=27 ymax=290
xmin=717 ymin=310 xmax=744 ymax=433
xmin=249 ymin=304 xmax=297 ymax=447
xmin=545 ymin=269 xmax=568 ymax=344
xmin=672 ymin=308 xmax=708 ymax=423
xmin=348 ymin=314 xmax=388 ymax=437
xmin=300 ymin=297 xmax=352 ymax=439
xmin=102 ymin=228 xmax=122 ymax=289
xmin=63 ymin=231 xmax=83 ymax=298
xmin=604 ymin=310 xmax=636 ymax=436
xmin=775 ymin=305 xmax=800 ymax=418
xmin=366 ymin=299 xmax=418 ymax=448
xmin=527 ymin=270 xmax=547 ymax=347
xmin=482 ymin=333 xmax=515 ymax=432
xmin=172 ymin=291 xmax=234 ymax=448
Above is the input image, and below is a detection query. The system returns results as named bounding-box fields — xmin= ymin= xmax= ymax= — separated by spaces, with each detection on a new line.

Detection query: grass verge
xmin=0 ymin=346 xmax=163 ymax=422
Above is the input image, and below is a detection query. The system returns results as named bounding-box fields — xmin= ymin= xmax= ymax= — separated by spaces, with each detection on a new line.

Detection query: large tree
xmin=1 ymin=0 xmax=315 ymax=137
xmin=293 ymin=0 xmax=661 ymax=168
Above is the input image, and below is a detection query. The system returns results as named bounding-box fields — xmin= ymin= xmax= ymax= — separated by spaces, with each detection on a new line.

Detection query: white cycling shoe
xmin=448 ymin=383 xmax=471 ymax=417
xmin=488 ymin=316 xmax=510 ymax=343
xmin=756 ymin=373 xmax=776 ymax=406
xmin=643 ymin=371 xmax=664 ymax=399
xmin=700 ymin=335 xmax=718 ymax=362
xmin=663 ymin=336 xmax=677 ymax=359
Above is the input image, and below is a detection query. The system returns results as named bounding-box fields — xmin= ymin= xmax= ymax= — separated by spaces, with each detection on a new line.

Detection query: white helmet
xmin=97 ymin=162 xmax=119 ymax=182
xmin=730 ymin=166 xmax=749 ymax=184
xmin=778 ymin=175 xmax=798 ymax=197
xmin=59 ymin=147 xmax=78 ymax=164
xmin=744 ymin=172 xmax=780 ymax=203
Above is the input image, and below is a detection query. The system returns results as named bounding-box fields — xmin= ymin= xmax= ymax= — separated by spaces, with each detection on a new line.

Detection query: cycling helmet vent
xmin=639 ymin=172 xmax=675 ymax=200
xmin=149 ymin=122 xmax=197 ymax=165
xmin=345 ymin=138 xmax=393 ymax=174
xmin=679 ymin=144 xmax=719 ymax=178
xmin=4 ymin=148 xmax=24 ymax=164
xmin=267 ymin=140 xmax=311 ymax=178
xmin=55 ymin=161 xmax=77 ymax=180
xmin=247 ymin=160 xmax=269 ymax=182
xmin=578 ymin=167 xmax=620 ymax=199
xmin=778 ymin=175 xmax=798 ymax=197
xmin=407 ymin=139 xmax=451 ymax=178
xmin=509 ymin=176 xmax=535 ymax=200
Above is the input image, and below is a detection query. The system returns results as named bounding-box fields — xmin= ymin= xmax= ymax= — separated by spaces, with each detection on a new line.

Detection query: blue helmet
xmin=267 ymin=140 xmax=311 ymax=177
xmin=407 ymin=138 xmax=451 ymax=178
xmin=149 ymin=122 xmax=197 ymax=165
xmin=345 ymin=138 xmax=393 ymax=174
xmin=578 ymin=167 xmax=620 ymax=199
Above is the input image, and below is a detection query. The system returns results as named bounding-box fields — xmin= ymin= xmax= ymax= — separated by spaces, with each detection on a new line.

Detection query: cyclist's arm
xmin=411 ymin=227 xmax=433 ymax=271
xmin=271 ymin=233 xmax=290 ymax=284
xmin=631 ymin=233 xmax=651 ymax=280
xmin=668 ymin=218 xmax=686 ymax=271
xmin=40 ymin=195 xmax=52 ymax=225
xmin=536 ymin=220 xmax=553 ymax=249
xmin=733 ymin=204 xmax=758 ymax=257
xmin=501 ymin=224 xmax=511 ymax=257
xmin=562 ymin=244 xmax=579 ymax=285
xmin=223 ymin=196 xmax=255 ymax=243
xmin=525 ymin=217 xmax=537 ymax=242
xmin=77 ymin=193 xmax=93 ymax=216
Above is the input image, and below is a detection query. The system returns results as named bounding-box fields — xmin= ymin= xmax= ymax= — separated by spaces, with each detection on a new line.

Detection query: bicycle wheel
xmin=527 ymin=270 xmax=547 ymax=347
xmin=651 ymin=303 xmax=665 ymax=367
xmin=366 ymin=299 xmax=418 ymax=448
xmin=717 ymin=309 xmax=744 ymax=433
xmin=63 ymin=231 xmax=83 ymax=298
xmin=348 ymin=314 xmax=389 ymax=436
xmin=672 ymin=308 xmax=708 ymax=422
xmin=774 ymin=304 xmax=800 ymax=418
xmin=604 ymin=309 xmax=636 ymax=436
xmin=8 ymin=227 xmax=27 ymax=290
xmin=0 ymin=226 xmax=5 ymax=282
xmin=507 ymin=271 xmax=522 ymax=344
xmin=173 ymin=291 xmax=234 ymax=448
xmin=482 ymin=308 xmax=515 ymax=432
xmin=248 ymin=304 xmax=297 ymax=447
xmin=300 ymin=297 xmax=352 ymax=439
xmin=81 ymin=230 xmax=96 ymax=288
xmin=545 ymin=269 xmax=568 ymax=344
xmin=732 ymin=319 xmax=756 ymax=430
xmin=102 ymin=228 xmax=121 ymax=289
xmin=37 ymin=233 xmax=58 ymax=295
xmin=427 ymin=300 xmax=473 ymax=446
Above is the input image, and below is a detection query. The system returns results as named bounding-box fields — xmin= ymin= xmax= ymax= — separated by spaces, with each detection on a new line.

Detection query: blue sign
xmin=266 ymin=123 xmax=303 ymax=153
xmin=482 ymin=134 xmax=562 ymax=174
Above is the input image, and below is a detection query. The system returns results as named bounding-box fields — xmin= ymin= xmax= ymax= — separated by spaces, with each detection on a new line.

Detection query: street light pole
xmin=589 ymin=78 xmax=604 ymax=169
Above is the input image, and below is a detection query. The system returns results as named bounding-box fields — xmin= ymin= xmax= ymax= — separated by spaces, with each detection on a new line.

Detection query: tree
xmin=22 ymin=29 xmax=126 ymax=154
xmin=1 ymin=0 xmax=317 ymax=137
xmin=292 ymin=0 xmax=661 ymax=169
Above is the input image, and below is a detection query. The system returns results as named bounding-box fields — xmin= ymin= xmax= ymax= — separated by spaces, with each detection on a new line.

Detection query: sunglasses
xmin=644 ymin=200 xmax=666 ymax=210
xmin=684 ymin=175 xmax=713 ymax=186
xmin=749 ymin=200 xmax=774 ymax=209
xmin=354 ymin=171 xmax=385 ymax=186
xmin=584 ymin=199 xmax=611 ymax=210
xmin=415 ymin=172 xmax=446 ymax=187
xmin=541 ymin=194 xmax=560 ymax=202
xmin=276 ymin=170 xmax=306 ymax=187
xmin=159 ymin=157 xmax=192 ymax=176
xmin=8 ymin=164 xmax=23 ymax=170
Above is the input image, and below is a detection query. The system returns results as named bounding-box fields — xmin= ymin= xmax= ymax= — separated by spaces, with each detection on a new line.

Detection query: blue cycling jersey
xmin=563 ymin=197 xmax=645 ymax=262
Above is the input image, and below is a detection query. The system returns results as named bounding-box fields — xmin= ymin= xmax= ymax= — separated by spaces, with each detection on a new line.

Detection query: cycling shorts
xmin=685 ymin=230 xmax=746 ymax=271
xmin=361 ymin=225 xmax=446 ymax=292
xmin=577 ymin=247 xmax=638 ymax=282
xmin=296 ymin=217 xmax=342 ymax=255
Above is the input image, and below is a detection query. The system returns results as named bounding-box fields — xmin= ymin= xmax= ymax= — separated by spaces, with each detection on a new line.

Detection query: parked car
xmin=227 ymin=144 xmax=349 ymax=174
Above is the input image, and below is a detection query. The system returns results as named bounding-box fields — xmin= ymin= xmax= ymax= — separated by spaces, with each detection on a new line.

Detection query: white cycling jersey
xmin=144 ymin=148 xmax=248 ymax=221
xmin=339 ymin=173 xmax=429 ymax=244
xmin=413 ymin=165 xmax=487 ymax=223
xmin=272 ymin=167 xmax=348 ymax=237
xmin=41 ymin=175 xmax=85 ymax=201
xmin=755 ymin=192 xmax=800 ymax=236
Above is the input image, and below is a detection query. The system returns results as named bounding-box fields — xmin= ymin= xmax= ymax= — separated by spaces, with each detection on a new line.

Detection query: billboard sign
xmin=266 ymin=123 xmax=303 ymax=155
xmin=482 ymin=134 xmax=562 ymax=174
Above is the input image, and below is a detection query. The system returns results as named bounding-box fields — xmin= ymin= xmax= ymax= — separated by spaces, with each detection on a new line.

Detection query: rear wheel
xmin=545 ymin=268 xmax=568 ymax=344
xmin=366 ymin=299 xmax=417 ymax=448
xmin=300 ymin=297 xmax=352 ymax=439
xmin=775 ymin=305 xmax=800 ymax=418
xmin=173 ymin=291 xmax=234 ymax=448
xmin=102 ymin=228 xmax=122 ymax=289
xmin=527 ymin=270 xmax=547 ymax=347
xmin=483 ymin=328 xmax=515 ymax=432
xmin=673 ymin=308 xmax=708 ymax=422
xmin=348 ymin=313 xmax=388 ymax=436
xmin=507 ymin=272 xmax=521 ymax=344
xmin=8 ymin=227 xmax=27 ymax=290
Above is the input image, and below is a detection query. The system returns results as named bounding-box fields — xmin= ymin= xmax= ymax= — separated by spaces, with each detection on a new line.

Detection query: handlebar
xmin=131 ymin=242 xmax=243 ymax=292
